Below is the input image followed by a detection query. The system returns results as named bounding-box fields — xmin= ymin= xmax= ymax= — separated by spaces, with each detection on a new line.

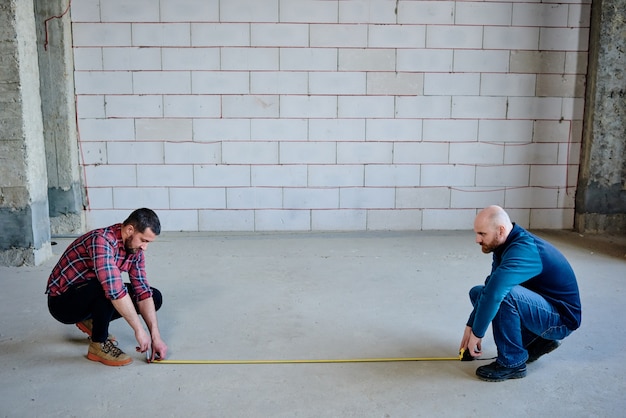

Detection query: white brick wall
xmin=74 ymin=0 xmax=590 ymax=231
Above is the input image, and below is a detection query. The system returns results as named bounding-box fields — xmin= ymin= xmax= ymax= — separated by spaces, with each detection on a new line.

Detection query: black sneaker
xmin=476 ymin=361 xmax=527 ymax=382
xmin=527 ymin=338 xmax=560 ymax=363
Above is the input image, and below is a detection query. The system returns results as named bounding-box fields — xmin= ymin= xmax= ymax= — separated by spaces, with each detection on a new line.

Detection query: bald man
xmin=460 ymin=206 xmax=581 ymax=381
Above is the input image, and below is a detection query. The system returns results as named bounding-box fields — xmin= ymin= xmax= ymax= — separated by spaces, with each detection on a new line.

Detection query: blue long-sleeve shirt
xmin=467 ymin=224 xmax=582 ymax=338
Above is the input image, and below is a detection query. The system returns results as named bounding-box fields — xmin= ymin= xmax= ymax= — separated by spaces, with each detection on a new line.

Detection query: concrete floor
xmin=1 ymin=230 xmax=625 ymax=417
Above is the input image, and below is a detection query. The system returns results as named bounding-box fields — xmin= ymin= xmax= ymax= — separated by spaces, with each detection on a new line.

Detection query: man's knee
xmin=469 ymin=285 xmax=484 ymax=305
xmin=151 ymin=287 xmax=163 ymax=311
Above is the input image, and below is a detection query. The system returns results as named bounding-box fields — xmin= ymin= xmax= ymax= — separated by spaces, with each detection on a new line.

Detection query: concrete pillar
xmin=34 ymin=0 xmax=84 ymax=235
xmin=0 ymin=0 xmax=52 ymax=266
xmin=576 ymin=0 xmax=626 ymax=233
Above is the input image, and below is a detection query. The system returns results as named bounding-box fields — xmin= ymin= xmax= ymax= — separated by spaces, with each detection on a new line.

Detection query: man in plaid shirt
xmin=46 ymin=208 xmax=168 ymax=366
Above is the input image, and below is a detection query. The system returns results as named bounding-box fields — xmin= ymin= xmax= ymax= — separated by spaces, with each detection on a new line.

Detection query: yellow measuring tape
xmin=152 ymin=351 xmax=465 ymax=365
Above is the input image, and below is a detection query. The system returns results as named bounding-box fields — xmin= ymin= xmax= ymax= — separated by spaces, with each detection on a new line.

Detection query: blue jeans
xmin=469 ymin=285 xmax=572 ymax=368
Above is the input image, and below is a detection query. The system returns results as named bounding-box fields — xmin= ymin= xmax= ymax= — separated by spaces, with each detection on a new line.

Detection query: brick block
xmin=107 ymin=142 xmax=163 ymax=164
xmin=476 ymin=165 xmax=530 ymax=187
xmin=250 ymin=119 xmax=308 ymax=141
xmin=539 ymin=28 xmax=590 ymax=51
xmin=504 ymin=143 xmax=559 ymax=165
xmin=222 ymin=95 xmax=279 ymax=118
xmin=84 ymin=165 xmax=137 ymax=187
xmin=221 ymin=48 xmax=279 ymax=70
xmin=280 ymin=96 xmax=337 ymax=118
xmin=309 ymin=119 xmax=366 ymax=141
xmin=397 ymin=1 xmax=455 ymax=24
xmin=480 ymin=74 xmax=536 ymax=97
xmin=308 ymin=165 xmax=364 ymax=187
xmin=79 ymin=142 xmax=107 ymax=165
xmin=158 ymin=210 xmax=200 ymax=231
xmin=422 ymin=209 xmax=475 ymax=230
xmin=113 ymin=187 xmax=169 ymax=209
xmin=69 ymin=0 xmax=100 ymax=22
xmin=449 ymin=142 xmax=505 ymax=164
xmin=310 ymin=72 xmax=366 ymax=95
xmin=72 ymin=23 xmax=131 ymax=47
xmin=368 ymin=25 xmax=426 ymax=48
xmin=256 ymin=210 xmax=311 ymax=231
xmin=284 ymin=188 xmax=339 ymax=209
xmin=340 ymin=0 xmax=398 ymax=24
xmin=396 ymin=187 xmax=450 ymax=209
xmin=365 ymin=165 xmax=420 ymax=187
xmin=536 ymin=74 xmax=585 ymax=98
xmin=562 ymin=98 xmax=585 ymax=120
xmin=164 ymin=95 xmax=221 ymax=118
xmin=252 ymin=165 xmax=308 ymax=187
xmin=85 ymin=210 xmax=128 ymax=229
xmin=507 ymin=97 xmax=563 ymax=120
xmin=191 ymin=23 xmax=250 ymax=47
xmin=135 ymin=119 xmax=193 ymax=140
xmin=311 ymin=24 xmax=368 ymax=47
xmin=530 ymin=208 xmax=574 ymax=229
xmin=312 ymin=210 xmax=366 ymax=231
xmin=395 ymin=96 xmax=452 ymax=119
xmin=568 ymin=4 xmax=592 ymax=27
xmin=222 ymin=141 xmax=279 ymax=164
xmin=280 ymin=48 xmax=338 ymax=71
xmin=510 ymin=51 xmax=565 ymax=74
xmin=251 ymin=23 xmax=309 ymax=47
xmin=337 ymin=142 xmax=393 ymax=164
xmin=86 ymin=188 xmax=113 ymax=209
xmin=367 ymin=209 xmax=422 ymax=230
xmin=132 ymin=23 xmax=191 ymax=47
xmin=338 ymin=49 xmax=396 ymax=71
xmin=452 ymin=97 xmax=507 ymax=119
xmin=423 ymin=119 xmax=478 ymax=142
xmin=484 ymin=27 xmax=539 ymax=50
xmin=479 ymin=120 xmax=534 ymax=143
xmin=192 ymin=72 xmax=250 ymax=94
xmin=162 ymin=48 xmax=220 ymax=71
xmin=193 ymin=119 xmax=251 ymax=141
xmin=512 ymin=3 xmax=569 ymax=27
xmin=73 ymin=93 xmax=104 ymax=118
xmin=103 ymin=47 xmax=161 ymax=71
xmin=450 ymin=188 xmax=505 ymax=209
xmin=193 ymin=165 xmax=251 ymax=187
xmin=133 ymin=71 xmax=191 ymax=94
xmin=279 ymin=142 xmax=336 ymax=164
xmin=393 ymin=142 xmax=449 ymax=164
xmin=565 ymin=52 xmax=588 ymax=75
xmin=455 ymin=2 xmax=512 ymax=25
xmin=73 ymin=48 xmax=103 ymax=70
xmin=251 ymin=72 xmax=308 ymax=94
xmin=338 ymin=96 xmax=395 ymax=118
xmin=137 ymin=165 xmax=194 ymax=187
xmin=421 ymin=164 xmax=476 ymax=187
xmin=533 ymin=120 xmax=571 ymax=143
xmin=164 ymin=142 xmax=220 ymax=164
xmin=220 ymin=0 xmax=278 ymax=22
xmin=505 ymin=187 xmax=559 ymax=209
xmin=366 ymin=119 xmax=422 ymax=141
xmin=199 ymin=210 xmax=255 ymax=231
xmin=367 ymin=72 xmax=423 ymax=95
xmin=280 ymin=0 xmax=337 ymax=23
xmin=74 ymin=71 xmax=132 ymax=94
xmin=227 ymin=188 xmax=283 ymax=209
xmin=161 ymin=0 xmax=219 ymax=22
xmin=530 ymin=165 xmax=567 ymax=187
xmin=397 ymin=49 xmax=453 ymax=72
xmin=169 ymin=187 xmax=226 ymax=209
xmin=424 ymin=73 xmax=479 ymax=96
xmin=105 ymin=95 xmax=163 ymax=118
xmin=453 ymin=50 xmax=509 ymax=72
xmin=78 ymin=119 xmax=135 ymax=141
xmin=101 ymin=0 xmax=159 ymax=22
xmin=427 ymin=26 xmax=483 ymax=49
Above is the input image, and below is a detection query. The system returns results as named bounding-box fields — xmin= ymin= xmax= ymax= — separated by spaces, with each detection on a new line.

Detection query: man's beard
xmin=124 ymin=237 xmax=138 ymax=253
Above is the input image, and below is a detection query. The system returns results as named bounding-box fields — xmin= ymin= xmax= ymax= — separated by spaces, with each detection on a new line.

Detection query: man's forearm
xmin=111 ymin=294 xmax=144 ymax=333
xmin=137 ymin=297 xmax=160 ymax=338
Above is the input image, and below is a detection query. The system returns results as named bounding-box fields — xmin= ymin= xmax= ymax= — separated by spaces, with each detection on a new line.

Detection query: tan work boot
xmin=87 ymin=340 xmax=133 ymax=366
xmin=76 ymin=319 xmax=116 ymax=341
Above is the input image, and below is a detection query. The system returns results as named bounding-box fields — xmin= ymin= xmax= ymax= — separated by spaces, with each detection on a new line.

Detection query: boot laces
xmin=101 ymin=339 xmax=124 ymax=358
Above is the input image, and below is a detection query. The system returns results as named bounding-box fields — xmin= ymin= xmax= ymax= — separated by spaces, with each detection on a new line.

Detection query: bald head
xmin=474 ymin=205 xmax=513 ymax=253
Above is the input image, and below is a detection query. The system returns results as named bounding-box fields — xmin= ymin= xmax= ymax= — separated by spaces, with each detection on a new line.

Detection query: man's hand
xmin=150 ymin=336 xmax=168 ymax=361
xmin=460 ymin=325 xmax=483 ymax=358
xmin=134 ymin=328 xmax=151 ymax=353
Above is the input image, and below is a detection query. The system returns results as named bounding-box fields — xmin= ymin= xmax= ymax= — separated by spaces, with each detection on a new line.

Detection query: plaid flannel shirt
xmin=46 ymin=223 xmax=153 ymax=302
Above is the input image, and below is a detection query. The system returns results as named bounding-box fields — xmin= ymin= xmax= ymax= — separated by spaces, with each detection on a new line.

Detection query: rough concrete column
xmin=576 ymin=0 xmax=626 ymax=233
xmin=34 ymin=0 xmax=84 ymax=235
xmin=0 ymin=0 xmax=52 ymax=266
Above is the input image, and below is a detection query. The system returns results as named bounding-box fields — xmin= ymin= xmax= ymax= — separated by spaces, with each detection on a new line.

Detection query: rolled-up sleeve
xmin=90 ymin=235 xmax=128 ymax=300
xmin=128 ymin=251 xmax=153 ymax=302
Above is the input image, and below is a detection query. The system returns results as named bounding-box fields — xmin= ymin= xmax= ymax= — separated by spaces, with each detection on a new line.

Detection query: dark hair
xmin=123 ymin=208 xmax=161 ymax=235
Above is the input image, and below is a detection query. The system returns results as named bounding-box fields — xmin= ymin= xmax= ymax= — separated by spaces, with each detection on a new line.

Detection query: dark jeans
xmin=48 ymin=280 xmax=163 ymax=343
xmin=470 ymin=284 xmax=572 ymax=368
